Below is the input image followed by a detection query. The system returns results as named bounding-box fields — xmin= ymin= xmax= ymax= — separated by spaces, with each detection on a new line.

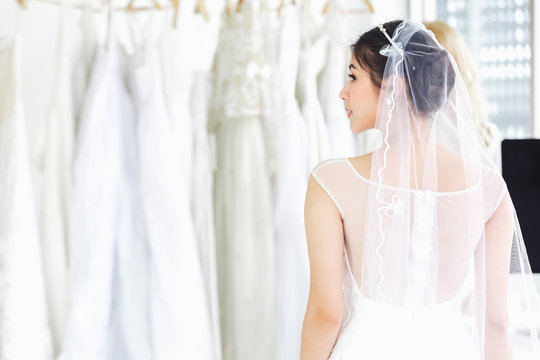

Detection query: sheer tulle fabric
xmin=313 ymin=21 xmax=539 ymax=359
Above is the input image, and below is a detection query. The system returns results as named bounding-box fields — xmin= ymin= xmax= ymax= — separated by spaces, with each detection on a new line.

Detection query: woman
xmin=300 ymin=20 xmax=539 ymax=360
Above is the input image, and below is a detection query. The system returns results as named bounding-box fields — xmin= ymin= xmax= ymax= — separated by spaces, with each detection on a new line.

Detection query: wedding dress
xmin=317 ymin=0 xmax=357 ymax=158
xmin=307 ymin=21 xmax=540 ymax=359
xmin=0 ymin=36 xmax=53 ymax=360
xmin=210 ymin=2 xmax=275 ymax=359
xmin=312 ymin=158 xmax=500 ymax=360
xmin=297 ymin=1 xmax=330 ymax=168
xmin=34 ymin=0 xmax=73 ymax=353
xmin=272 ymin=5 xmax=310 ymax=360
xmin=137 ymin=21 xmax=214 ymax=360
xmin=59 ymin=31 xmax=144 ymax=360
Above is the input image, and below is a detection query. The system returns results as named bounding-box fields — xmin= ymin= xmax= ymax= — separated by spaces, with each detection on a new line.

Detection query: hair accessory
xmin=378 ymin=23 xmax=403 ymax=55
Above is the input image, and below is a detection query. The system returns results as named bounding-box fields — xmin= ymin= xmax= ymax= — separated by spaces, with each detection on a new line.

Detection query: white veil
xmin=349 ymin=20 xmax=539 ymax=357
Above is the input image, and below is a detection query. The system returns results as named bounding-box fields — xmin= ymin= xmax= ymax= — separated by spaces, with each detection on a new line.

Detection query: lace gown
xmin=0 ymin=36 xmax=53 ymax=360
xmin=210 ymin=3 xmax=275 ymax=359
xmin=272 ymin=5 xmax=310 ymax=360
xmin=312 ymin=158 xmax=507 ymax=360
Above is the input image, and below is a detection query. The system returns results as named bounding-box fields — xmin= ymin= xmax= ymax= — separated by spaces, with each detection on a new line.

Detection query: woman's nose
xmin=339 ymin=86 xmax=347 ymax=101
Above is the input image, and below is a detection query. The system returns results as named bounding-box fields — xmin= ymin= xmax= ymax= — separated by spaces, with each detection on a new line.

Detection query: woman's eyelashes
xmin=348 ymin=73 xmax=356 ymax=81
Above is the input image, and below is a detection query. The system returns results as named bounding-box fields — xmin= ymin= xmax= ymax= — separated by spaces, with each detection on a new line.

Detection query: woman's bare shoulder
xmin=347 ymin=153 xmax=372 ymax=178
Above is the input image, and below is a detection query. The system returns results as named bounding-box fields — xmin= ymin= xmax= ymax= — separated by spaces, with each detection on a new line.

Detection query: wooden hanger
xmin=16 ymin=0 xmax=28 ymax=9
xmin=126 ymin=0 xmax=162 ymax=12
xmin=194 ymin=0 xmax=210 ymax=22
xmin=277 ymin=0 xmax=295 ymax=17
xmin=236 ymin=0 xmax=243 ymax=14
xmin=225 ymin=0 xmax=235 ymax=17
xmin=172 ymin=0 xmax=179 ymax=27
xmin=322 ymin=0 xmax=374 ymax=15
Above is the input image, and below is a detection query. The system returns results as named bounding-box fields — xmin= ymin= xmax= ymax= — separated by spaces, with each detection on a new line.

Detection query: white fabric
xmin=330 ymin=251 xmax=480 ymax=359
xmin=138 ymin=23 xmax=214 ymax=360
xmin=59 ymin=40 xmax=143 ymax=360
xmin=173 ymin=2 xmax=224 ymax=357
xmin=191 ymin=71 xmax=223 ymax=360
xmin=0 ymin=36 xmax=53 ymax=360
xmin=297 ymin=2 xmax=330 ymax=168
xmin=318 ymin=0 xmax=357 ymax=158
xmin=61 ymin=13 xmax=216 ymax=357
xmin=271 ymin=5 xmax=310 ymax=360
xmin=210 ymin=2 xmax=275 ymax=359
xmin=34 ymin=0 xmax=74 ymax=353
xmin=71 ymin=2 xmax=98 ymax=133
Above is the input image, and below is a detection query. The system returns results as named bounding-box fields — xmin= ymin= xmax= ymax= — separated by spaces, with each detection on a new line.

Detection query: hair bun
xmin=405 ymin=32 xmax=456 ymax=115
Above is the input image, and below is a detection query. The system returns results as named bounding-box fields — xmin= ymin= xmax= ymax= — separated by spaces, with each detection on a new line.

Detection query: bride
xmin=300 ymin=20 xmax=539 ymax=360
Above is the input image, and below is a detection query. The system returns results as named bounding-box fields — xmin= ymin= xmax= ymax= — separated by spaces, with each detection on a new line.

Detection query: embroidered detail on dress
xmin=378 ymin=194 xmax=404 ymax=217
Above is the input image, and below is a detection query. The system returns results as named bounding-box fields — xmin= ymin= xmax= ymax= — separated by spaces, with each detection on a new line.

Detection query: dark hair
xmin=351 ymin=20 xmax=456 ymax=115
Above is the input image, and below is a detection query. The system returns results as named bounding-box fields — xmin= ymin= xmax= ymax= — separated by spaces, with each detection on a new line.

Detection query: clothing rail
xmin=15 ymin=0 xmax=210 ymax=25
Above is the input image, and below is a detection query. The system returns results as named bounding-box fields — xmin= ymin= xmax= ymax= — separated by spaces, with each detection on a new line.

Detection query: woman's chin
xmin=349 ymin=121 xmax=367 ymax=134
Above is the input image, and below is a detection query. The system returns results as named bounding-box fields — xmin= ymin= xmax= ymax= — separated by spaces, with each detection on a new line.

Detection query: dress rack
xmin=14 ymin=0 xmax=210 ymax=25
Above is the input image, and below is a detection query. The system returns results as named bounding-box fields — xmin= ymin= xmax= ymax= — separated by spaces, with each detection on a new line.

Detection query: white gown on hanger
xmin=59 ymin=35 xmax=149 ymax=360
xmin=135 ymin=23 xmax=214 ymax=360
xmin=0 ymin=36 xmax=53 ymax=360
xmin=317 ymin=0 xmax=357 ymax=158
xmin=210 ymin=3 xmax=275 ymax=359
xmin=34 ymin=0 xmax=73 ymax=353
xmin=272 ymin=5 xmax=310 ymax=360
xmin=191 ymin=71 xmax=222 ymax=360
xmin=297 ymin=2 xmax=330 ymax=168
xmin=177 ymin=2 xmax=224 ymax=358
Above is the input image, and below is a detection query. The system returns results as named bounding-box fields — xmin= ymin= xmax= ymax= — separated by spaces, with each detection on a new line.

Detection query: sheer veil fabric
xmin=313 ymin=20 xmax=539 ymax=359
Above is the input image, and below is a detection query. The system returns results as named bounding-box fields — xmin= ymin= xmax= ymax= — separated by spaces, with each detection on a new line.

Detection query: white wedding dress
xmin=0 ymin=36 xmax=53 ymax=360
xmin=317 ymin=0 xmax=357 ymax=158
xmin=312 ymin=158 xmax=508 ymax=359
xmin=178 ymin=2 xmax=224 ymax=357
xmin=59 ymin=34 xmax=145 ymax=360
xmin=272 ymin=5 xmax=310 ymax=360
xmin=34 ymin=1 xmax=73 ymax=353
xmin=210 ymin=2 xmax=275 ymax=359
xmin=297 ymin=2 xmax=330 ymax=168
xmin=142 ymin=23 xmax=214 ymax=360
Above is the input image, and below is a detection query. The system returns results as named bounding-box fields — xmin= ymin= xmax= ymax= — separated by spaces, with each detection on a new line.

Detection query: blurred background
xmin=0 ymin=0 xmax=539 ymax=359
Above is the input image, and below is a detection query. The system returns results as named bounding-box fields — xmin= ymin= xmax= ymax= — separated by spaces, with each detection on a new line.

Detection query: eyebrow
xmin=349 ymin=64 xmax=357 ymax=70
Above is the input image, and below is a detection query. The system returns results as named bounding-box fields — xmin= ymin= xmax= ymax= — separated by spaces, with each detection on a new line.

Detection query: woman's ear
xmin=381 ymin=75 xmax=405 ymax=96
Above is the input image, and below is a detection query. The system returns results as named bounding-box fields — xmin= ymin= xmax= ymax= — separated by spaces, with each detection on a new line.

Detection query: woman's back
xmin=310 ymin=156 xmax=506 ymax=359
xmin=312 ymin=156 xmax=505 ymax=304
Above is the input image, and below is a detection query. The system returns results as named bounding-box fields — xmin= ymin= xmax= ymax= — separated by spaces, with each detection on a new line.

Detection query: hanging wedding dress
xmin=191 ymin=72 xmax=222 ymax=360
xmin=272 ymin=4 xmax=310 ymax=360
xmin=0 ymin=36 xmax=53 ymax=360
xmin=131 ymin=16 xmax=214 ymax=360
xmin=34 ymin=0 xmax=73 ymax=353
xmin=317 ymin=0 xmax=357 ymax=158
xmin=59 ymin=15 xmax=148 ymax=359
xmin=176 ymin=2 xmax=224 ymax=358
xmin=297 ymin=1 xmax=330 ymax=168
xmin=210 ymin=2 xmax=275 ymax=359
xmin=309 ymin=21 xmax=540 ymax=359
xmin=71 ymin=2 xmax=98 ymax=133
